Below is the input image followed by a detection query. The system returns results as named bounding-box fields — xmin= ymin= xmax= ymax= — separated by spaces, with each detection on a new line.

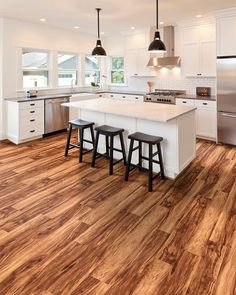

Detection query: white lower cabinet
xmin=6 ymin=100 xmax=44 ymax=144
xmin=176 ymin=98 xmax=216 ymax=140
xmin=104 ymin=93 xmax=144 ymax=102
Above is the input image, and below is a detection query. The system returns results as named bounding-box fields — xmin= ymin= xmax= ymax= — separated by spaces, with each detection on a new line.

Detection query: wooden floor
xmin=0 ymin=132 xmax=236 ymax=295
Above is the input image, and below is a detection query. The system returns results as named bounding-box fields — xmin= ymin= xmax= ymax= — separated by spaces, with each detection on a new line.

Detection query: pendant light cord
xmin=96 ymin=8 xmax=101 ymax=39
xmin=156 ymin=0 xmax=159 ymax=30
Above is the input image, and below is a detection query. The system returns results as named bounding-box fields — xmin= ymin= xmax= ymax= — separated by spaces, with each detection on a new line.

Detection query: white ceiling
xmin=0 ymin=0 xmax=236 ymax=36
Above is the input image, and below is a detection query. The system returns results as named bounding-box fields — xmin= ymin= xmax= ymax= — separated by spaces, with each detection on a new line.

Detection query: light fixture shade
xmin=92 ymin=39 xmax=107 ymax=56
xmin=148 ymin=31 xmax=167 ymax=52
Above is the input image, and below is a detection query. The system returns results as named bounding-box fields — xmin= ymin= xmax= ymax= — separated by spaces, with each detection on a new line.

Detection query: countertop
xmin=5 ymin=93 xmax=73 ymax=102
xmin=62 ymin=98 xmax=196 ymax=123
xmin=4 ymin=90 xmax=146 ymax=103
xmin=177 ymin=95 xmax=216 ymax=101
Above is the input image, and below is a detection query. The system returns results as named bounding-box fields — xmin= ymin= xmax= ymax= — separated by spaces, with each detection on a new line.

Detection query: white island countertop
xmin=62 ymin=98 xmax=196 ymax=123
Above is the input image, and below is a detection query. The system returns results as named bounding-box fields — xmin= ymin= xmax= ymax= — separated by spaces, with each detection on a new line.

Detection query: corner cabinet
xmin=126 ymin=48 xmax=156 ymax=77
xmin=181 ymin=23 xmax=216 ymax=77
xmin=217 ymin=15 xmax=236 ymax=56
xmin=176 ymin=98 xmax=217 ymax=140
xmin=6 ymin=100 xmax=44 ymax=144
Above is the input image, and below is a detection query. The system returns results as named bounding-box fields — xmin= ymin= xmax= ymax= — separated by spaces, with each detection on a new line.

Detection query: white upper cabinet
xmin=217 ymin=16 xmax=236 ymax=56
xmin=181 ymin=23 xmax=216 ymax=77
xmin=126 ymin=48 xmax=156 ymax=77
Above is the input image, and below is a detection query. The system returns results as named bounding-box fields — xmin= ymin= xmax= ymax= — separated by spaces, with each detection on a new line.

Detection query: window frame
xmin=21 ymin=48 xmax=50 ymax=90
xmin=109 ymin=56 xmax=126 ymax=86
xmin=57 ymin=51 xmax=80 ymax=88
xmin=84 ymin=55 xmax=102 ymax=86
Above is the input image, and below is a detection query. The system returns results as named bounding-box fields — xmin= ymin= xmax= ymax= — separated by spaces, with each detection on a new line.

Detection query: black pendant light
xmin=92 ymin=8 xmax=107 ymax=56
xmin=148 ymin=0 xmax=166 ymax=52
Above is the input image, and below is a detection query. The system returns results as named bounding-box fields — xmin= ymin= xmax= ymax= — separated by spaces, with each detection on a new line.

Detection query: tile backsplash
xmin=110 ymin=69 xmax=216 ymax=96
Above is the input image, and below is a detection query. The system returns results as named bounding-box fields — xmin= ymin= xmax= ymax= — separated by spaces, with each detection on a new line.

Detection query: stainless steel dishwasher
xmin=44 ymin=97 xmax=69 ymax=134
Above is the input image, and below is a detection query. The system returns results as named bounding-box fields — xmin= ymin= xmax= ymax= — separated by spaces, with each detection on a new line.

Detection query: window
xmin=22 ymin=49 xmax=49 ymax=88
xmin=110 ymin=56 xmax=125 ymax=85
xmin=85 ymin=56 xmax=101 ymax=86
xmin=58 ymin=53 xmax=78 ymax=86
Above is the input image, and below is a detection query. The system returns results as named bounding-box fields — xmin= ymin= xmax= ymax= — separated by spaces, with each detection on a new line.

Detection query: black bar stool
xmin=65 ymin=119 xmax=95 ymax=162
xmin=125 ymin=132 xmax=165 ymax=192
xmin=91 ymin=125 xmax=127 ymax=175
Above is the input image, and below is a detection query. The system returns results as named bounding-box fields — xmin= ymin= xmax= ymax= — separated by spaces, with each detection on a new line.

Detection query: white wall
xmin=0 ymin=17 xmax=96 ymax=139
xmin=105 ymin=26 xmax=216 ymax=95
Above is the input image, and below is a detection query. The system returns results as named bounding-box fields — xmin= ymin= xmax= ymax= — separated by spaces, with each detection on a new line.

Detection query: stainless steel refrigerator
xmin=217 ymin=56 xmax=236 ymax=146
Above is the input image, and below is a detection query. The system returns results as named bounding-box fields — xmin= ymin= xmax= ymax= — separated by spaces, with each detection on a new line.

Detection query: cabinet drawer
xmin=176 ymin=99 xmax=195 ymax=106
xmin=20 ymin=107 xmax=44 ymax=118
xmin=19 ymin=100 xmax=44 ymax=110
xmin=20 ymin=115 xmax=44 ymax=128
xmin=19 ymin=124 xmax=44 ymax=140
xmin=195 ymin=100 xmax=216 ymax=109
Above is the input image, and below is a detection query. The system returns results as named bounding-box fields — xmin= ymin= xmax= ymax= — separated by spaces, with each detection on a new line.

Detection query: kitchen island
xmin=63 ymin=98 xmax=197 ymax=179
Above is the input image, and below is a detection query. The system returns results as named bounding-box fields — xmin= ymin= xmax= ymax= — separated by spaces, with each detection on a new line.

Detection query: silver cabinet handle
xmin=221 ymin=112 xmax=236 ymax=118
xmin=182 ymin=101 xmax=187 ymax=104
xmin=203 ymin=102 xmax=208 ymax=105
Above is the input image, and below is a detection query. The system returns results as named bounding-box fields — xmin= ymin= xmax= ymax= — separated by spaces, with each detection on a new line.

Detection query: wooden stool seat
xmin=128 ymin=132 xmax=163 ymax=144
xmin=95 ymin=125 xmax=125 ymax=136
xmin=92 ymin=125 xmax=126 ymax=175
xmin=69 ymin=119 xmax=94 ymax=128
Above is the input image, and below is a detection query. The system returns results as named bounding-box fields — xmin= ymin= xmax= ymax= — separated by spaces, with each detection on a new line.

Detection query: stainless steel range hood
xmin=147 ymin=26 xmax=181 ymax=68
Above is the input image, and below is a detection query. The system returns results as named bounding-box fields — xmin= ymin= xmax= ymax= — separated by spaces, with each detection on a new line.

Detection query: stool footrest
xmin=152 ymin=151 xmax=159 ymax=157
xmin=83 ymin=139 xmax=94 ymax=144
xmin=141 ymin=155 xmax=160 ymax=165
xmin=113 ymin=158 xmax=125 ymax=166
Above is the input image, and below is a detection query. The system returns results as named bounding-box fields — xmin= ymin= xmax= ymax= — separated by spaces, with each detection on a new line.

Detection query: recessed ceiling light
xmin=131 ymin=26 xmax=135 ymax=30
xmin=160 ymin=22 xmax=164 ymax=25
xmin=196 ymin=15 xmax=203 ymax=18
xmin=101 ymin=32 xmax=105 ymax=35
xmin=40 ymin=18 xmax=47 ymax=22
xmin=74 ymin=26 xmax=79 ymax=29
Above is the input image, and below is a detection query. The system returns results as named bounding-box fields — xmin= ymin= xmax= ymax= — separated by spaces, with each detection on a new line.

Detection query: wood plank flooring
xmin=0 ymin=131 xmax=236 ymax=294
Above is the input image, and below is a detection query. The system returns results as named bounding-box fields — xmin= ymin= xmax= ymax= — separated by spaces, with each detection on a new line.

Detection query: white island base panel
xmin=80 ymin=109 xmax=196 ymax=180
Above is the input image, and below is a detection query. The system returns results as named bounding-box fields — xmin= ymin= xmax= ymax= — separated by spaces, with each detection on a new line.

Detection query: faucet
xmin=71 ymin=79 xmax=76 ymax=93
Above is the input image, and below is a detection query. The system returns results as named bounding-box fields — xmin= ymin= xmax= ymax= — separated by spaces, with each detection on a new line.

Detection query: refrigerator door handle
xmin=221 ymin=112 xmax=236 ymax=118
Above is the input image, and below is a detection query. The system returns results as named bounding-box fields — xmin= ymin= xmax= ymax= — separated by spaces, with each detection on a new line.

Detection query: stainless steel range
xmin=144 ymin=89 xmax=186 ymax=104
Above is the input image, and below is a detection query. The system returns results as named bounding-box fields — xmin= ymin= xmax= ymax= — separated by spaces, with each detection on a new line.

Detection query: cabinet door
xmin=200 ymin=41 xmax=216 ymax=77
xmin=217 ymin=16 xmax=236 ymax=56
xmin=182 ymin=43 xmax=200 ymax=77
xmin=196 ymin=109 xmax=216 ymax=139
xmin=126 ymin=49 xmax=139 ymax=77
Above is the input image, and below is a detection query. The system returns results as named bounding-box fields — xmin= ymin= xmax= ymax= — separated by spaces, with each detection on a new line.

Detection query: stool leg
xmin=105 ymin=136 xmax=109 ymax=159
xmin=138 ymin=141 xmax=142 ymax=171
xmin=91 ymin=131 xmax=99 ymax=168
xmin=79 ymin=128 xmax=84 ymax=163
xmin=125 ymin=139 xmax=134 ymax=181
xmin=157 ymin=143 xmax=165 ymax=179
xmin=148 ymin=144 xmax=153 ymax=192
xmin=119 ymin=133 xmax=127 ymax=166
xmin=109 ymin=136 xmax=114 ymax=175
xmin=65 ymin=124 xmax=72 ymax=157
xmin=90 ymin=126 xmax=95 ymax=148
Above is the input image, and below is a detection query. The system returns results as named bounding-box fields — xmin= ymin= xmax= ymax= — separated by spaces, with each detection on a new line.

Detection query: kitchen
xmin=0 ymin=1 xmax=236 ymax=294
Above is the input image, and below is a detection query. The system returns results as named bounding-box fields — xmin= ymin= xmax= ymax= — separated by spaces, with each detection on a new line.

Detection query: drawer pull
xmin=123 ymin=96 xmax=126 ymax=98
xmin=30 ymin=119 xmax=35 ymax=122
xmin=182 ymin=101 xmax=187 ymax=104
xmin=30 ymin=130 xmax=35 ymax=133
xmin=110 ymin=95 xmax=114 ymax=98
xmin=203 ymin=102 xmax=208 ymax=105
xmin=30 ymin=111 xmax=35 ymax=114
xmin=135 ymin=97 xmax=138 ymax=100
xmin=30 ymin=103 xmax=35 ymax=106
